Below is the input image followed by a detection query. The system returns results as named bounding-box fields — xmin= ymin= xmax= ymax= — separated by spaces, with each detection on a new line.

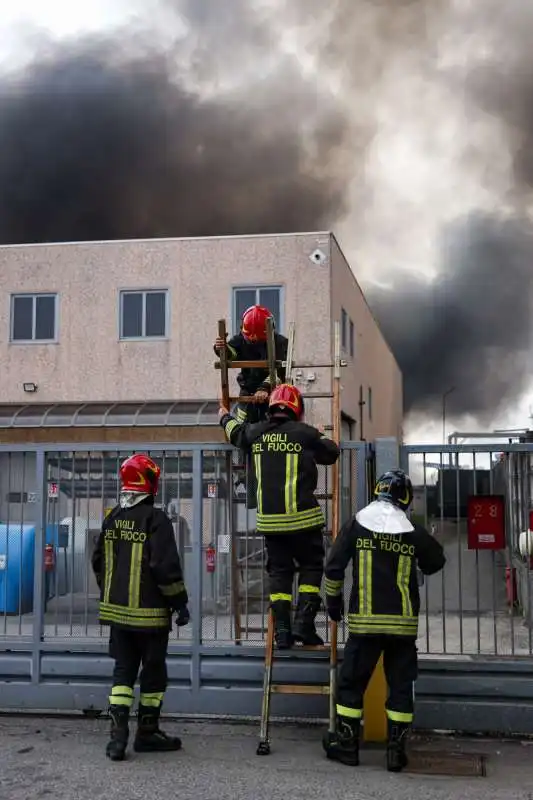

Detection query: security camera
xmin=309 ymin=248 xmax=327 ymax=265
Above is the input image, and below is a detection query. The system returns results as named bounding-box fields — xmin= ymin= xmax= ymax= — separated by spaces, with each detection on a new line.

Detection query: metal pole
xmin=442 ymin=387 xmax=456 ymax=455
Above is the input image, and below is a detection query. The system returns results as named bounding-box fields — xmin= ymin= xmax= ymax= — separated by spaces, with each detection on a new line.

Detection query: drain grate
xmin=405 ymin=749 xmax=487 ymax=777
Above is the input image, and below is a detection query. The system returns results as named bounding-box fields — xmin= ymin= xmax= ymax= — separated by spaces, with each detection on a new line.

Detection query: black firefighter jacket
xmin=214 ymin=332 xmax=288 ymax=395
xmin=221 ymin=413 xmax=340 ymax=533
xmin=91 ymin=498 xmax=188 ymax=631
xmin=325 ymin=516 xmax=445 ymax=637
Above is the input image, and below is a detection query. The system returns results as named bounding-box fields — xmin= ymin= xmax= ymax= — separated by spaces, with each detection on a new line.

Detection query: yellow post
xmin=362 ymin=655 xmax=387 ymax=742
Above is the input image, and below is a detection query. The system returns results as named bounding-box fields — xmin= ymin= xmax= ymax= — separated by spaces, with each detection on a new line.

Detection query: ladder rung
xmin=271 ymin=683 xmax=330 ymax=695
xmin=229 ymin=392 xmax=334 ymax=403
xmin=288 ymin=362 xmax=348 ymax=369
xmin=228 ymin=396 xmax=262 ymax=403
xmin=214 ymin=360 xmax=282 ymax=370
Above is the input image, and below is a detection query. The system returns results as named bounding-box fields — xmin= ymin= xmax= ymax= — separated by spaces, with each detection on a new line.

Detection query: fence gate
xmin=0 ymin=441 xmax=371 ymax=721
xmin=401 ymin=441 xmax=533 ymax=735
xmin=3 ymin=439 xmax=533 ymax=736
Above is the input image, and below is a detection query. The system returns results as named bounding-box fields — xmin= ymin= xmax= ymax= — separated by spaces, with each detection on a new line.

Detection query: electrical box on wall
xmin=467 ymin=495 xmax=505 ymax=550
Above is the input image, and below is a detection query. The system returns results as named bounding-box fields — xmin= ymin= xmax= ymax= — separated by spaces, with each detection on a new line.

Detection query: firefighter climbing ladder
xmin=255 ymin=320 xmax=344 ymax=755
xmin=214 ymin=318 xmax=386 ymax=751
xmin=214 ymin=316 xmax=335 ymax=643
xmin=215 ymin=316 xmax=281 ymax=644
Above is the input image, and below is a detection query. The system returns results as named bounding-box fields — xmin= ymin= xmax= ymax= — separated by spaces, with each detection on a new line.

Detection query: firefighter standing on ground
xmin=219 ymin=384 xmax=340 ymax=648
xmin=323 ymin=469 xmax=445 ymax=772
xmin=92 ymin=454 xmax=190 ymax=762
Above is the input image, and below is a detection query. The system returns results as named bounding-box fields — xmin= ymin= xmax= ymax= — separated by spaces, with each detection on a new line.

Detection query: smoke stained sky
xmin=1 ymin=1 xmax=533 ymax=424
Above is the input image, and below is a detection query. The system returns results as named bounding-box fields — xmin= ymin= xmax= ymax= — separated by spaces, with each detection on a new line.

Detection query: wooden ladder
xmin=256 ymin=320 xmax=345 ymax=755
xmin=215 ymin=316 xmax=282 ymax=644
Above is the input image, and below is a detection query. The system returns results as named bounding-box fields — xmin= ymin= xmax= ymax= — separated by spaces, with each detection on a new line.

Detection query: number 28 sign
xmin=467 ymin=495 xmax=505 ymax=550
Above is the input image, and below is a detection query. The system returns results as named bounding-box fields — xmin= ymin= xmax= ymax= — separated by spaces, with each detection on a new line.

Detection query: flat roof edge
xmin=0 ymin=231 xmax=333 ymax=251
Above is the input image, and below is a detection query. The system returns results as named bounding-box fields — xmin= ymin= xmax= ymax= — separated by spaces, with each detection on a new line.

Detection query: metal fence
xmin=0 ymin=443 xmax=370 ymax=648
xmin=2 ymin=439 xmax=533 ymax=734
xmin=401 ymin=443 xmax=533 ymax=659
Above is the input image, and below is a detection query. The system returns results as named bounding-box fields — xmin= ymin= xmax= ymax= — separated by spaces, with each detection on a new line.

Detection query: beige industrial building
xmin=0 ymin=232 xmax=402 ymax=444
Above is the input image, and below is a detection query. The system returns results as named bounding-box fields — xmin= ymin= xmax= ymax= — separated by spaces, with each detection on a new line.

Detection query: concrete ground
xmin=1 ymin=716 xmax=533 ymax=800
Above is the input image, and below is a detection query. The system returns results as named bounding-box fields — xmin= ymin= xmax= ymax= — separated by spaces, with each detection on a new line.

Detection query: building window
xmin=341 ymin=308 xmax=348 ymax=350
xmin=349 ymin=319 xmax=354 ymax=357
xmin=11 ymin=293 xmax=57 ymax=342
xmin=232 ymin=286 xmax=282 ymax=334
xmin=368 ymin=386 xmax=373 ymax=421
xmin=120 ymin=290 xmax=168 ymax=339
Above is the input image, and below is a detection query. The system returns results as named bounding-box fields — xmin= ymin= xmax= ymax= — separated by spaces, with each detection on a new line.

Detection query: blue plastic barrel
xmin=0 ymin=524 xmax=35 ymax=614
xmin=0 ymin=524 xmax=62 ymax=615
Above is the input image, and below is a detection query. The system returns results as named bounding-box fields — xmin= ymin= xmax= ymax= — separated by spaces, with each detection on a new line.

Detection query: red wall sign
xmin=467 ymin=495 xmax=505 ymax=550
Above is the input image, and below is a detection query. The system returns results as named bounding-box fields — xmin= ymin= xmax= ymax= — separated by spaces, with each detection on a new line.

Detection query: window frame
xmin=119 ymin=289 xmax=170 ymax=341
xmin=10 ymin=292 xmax=59 ymax=344
xmin=349 ymin=318 xmax=355 ymax=358
xmin=341 ymin=308 xmax=348 ymax=351
xmin=368 ymin=386 xmax=373 ymax=421
xmin=231 ymin=284 xmax=284 ymax=336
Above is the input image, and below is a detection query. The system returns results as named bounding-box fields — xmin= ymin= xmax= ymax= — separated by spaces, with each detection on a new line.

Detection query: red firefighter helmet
xmin=269 ymin=384 xmax=304 ymax=420
xmin=119 ymin=453 xmax=161 ymax=495
xmin=241 ymin=305 xmax=273 ymax=343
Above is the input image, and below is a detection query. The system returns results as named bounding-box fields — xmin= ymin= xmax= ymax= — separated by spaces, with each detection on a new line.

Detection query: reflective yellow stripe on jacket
xmin=128 ymin=542 xmax=143 ymax=609
xmin=350 ymin=548 xmax=418 ymax=636
xmin=99 ymin=601 xmax=170 ymax=628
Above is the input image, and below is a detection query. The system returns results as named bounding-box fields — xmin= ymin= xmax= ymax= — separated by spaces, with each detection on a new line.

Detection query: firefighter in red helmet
xmin=91 ymin=453 xmax=190 ymax=762
xmin=214 ymin=305 xmax=288 ymax=426
xmin=219 ymin=384 xmax=340 ymax=648
xmin=215 ymin=304 xmax=289 ymax=509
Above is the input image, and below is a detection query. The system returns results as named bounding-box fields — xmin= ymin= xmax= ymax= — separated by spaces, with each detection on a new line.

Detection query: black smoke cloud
xmin=367 ymin=2 xmax=533 ymax=421
xmin=1 ymin=1 xmax=533 ymax=423
xmin=368 ymin=213 xmax=533 ymax=421
xmin=0 ymin=23 xmax=347 ymax=243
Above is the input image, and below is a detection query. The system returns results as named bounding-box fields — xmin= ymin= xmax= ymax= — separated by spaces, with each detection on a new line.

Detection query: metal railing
xmin=401 ymin=442 xmax=533 ymax=657
xmin=2 ymin=440 xmax=532 ymax=661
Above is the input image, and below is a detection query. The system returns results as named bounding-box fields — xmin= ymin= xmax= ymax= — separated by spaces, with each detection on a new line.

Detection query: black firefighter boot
xmin=322 ymin=716 xmax=360 ymax=766
xmin=292 ymin=593 xmax=324 ymax=646
xmin=106 ymin=705 xmax=130 ymax=761
xmin=386 ymin=720 xmax=409 ymax=772
xmin=271 ymin=599 xmax=293 ymax=649
xmin=133 ymin=704 xmax=182 ymax=753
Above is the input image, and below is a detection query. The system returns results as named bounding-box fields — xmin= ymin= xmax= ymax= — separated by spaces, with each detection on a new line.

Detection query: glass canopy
xmin=0 ymin=401 xmax=220 ymax=427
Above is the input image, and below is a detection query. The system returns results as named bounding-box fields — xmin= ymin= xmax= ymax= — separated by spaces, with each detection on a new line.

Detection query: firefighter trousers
xmin=336 ymin=634 xmax=418 ymax=724
xmin=108 ymin=626 xmax=169 ymax=710
xmin=264 ymin=528 xmax=324 ymax=602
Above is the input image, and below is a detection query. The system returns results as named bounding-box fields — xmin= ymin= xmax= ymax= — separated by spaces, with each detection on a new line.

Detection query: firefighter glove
xmin=176 ymin=606 xmax=190 ymax=627
xmin=326 ymin=595 xmax=344 ymax=623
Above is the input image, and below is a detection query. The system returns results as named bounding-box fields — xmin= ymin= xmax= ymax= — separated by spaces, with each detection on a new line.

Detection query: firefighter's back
xmin=249 ymin=417 xmax=329 ymax=534
xmin=347 ymin=517 xmax=445 ymax=637
xmin=99 ymin=502 xmax=171 ymax=631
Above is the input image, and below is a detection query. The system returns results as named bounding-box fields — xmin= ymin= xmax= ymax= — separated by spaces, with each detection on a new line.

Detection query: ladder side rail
xmin=328 ymin=320 xmax=342 ymax=735
xmin=266 ymin=317 xmax=277 ymax=388
xmin=216 ymin=319 xmax=242 ymax=645
xmin=285 ymin=322 xmax=296 ymax=384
